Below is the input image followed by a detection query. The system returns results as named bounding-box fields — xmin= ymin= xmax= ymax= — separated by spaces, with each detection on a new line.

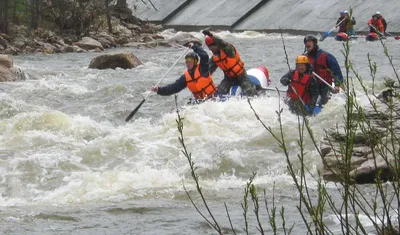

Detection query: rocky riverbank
xmin=320 ymin=84 xmax=400 ymax=184
xmin=0 ymin=17 xmax=165 ymax=55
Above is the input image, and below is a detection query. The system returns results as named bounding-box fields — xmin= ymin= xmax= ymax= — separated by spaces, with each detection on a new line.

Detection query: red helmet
xmin=205 ymin=36 xmax=214 ymax=46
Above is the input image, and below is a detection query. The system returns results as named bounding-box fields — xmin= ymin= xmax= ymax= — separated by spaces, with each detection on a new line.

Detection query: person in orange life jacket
xmin=368 ymin=14 xmax=384 ymax=34
xmin=202 ymin=30 xmax=258 ymax=97
xmin=337 ymin=10 xmax=356 ymax=36
xmin=151 ymin=43 xmax=217 ymax=100
xmin=375 ymin=11 xmax=388 ymax=34
xmin=280 ymin=55 xmax=319 ymax=115
xmin=303 ymin=35 xmax=343 ymax=106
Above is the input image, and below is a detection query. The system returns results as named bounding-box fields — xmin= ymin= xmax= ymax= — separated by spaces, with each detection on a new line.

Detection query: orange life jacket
xmin=184 ymin=64 xmax=216 ymax=99
xmin=212 ymin=46 xmax=245 ymax=78
xmin=368 ymin=18 xmax=384 ymax=33
xmin=307 ymin=52 xmax=333 ymax=84
xmin=287 ymin=71 xmax=311 ymax=104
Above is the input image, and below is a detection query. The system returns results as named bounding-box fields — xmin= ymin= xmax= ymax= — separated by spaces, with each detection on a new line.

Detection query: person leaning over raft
xmin=337 ymin=10 xmax=356 ymax=36
xmin=280 ymin=55 xmax=319 ymax=116
xmin=368 ymin=14 xmax=384 ymax=35
xmin=151 ymin=43 xmax=217 ymax=100
xmin=202 ymin=30 xmax=258 ymax=97
xmin=303 ymin=35 xmax=343 ymax=106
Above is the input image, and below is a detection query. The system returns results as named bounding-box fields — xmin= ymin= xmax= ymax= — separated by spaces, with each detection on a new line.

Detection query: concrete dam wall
xmin=130 ymin=0 xmax=400 ymax=33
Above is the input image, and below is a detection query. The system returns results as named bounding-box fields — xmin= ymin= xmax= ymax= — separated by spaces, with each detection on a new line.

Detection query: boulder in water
xmin=0 ymin=55 xmax=15 ymax=82
xmin=89 ymin=52 xmax=142 ymax=70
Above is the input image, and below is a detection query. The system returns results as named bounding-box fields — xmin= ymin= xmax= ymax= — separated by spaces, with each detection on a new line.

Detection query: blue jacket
xmin=157 ymin=45 xmax=210 ymax=96
xmin=306 ymin=48 xmax=344 ymax=85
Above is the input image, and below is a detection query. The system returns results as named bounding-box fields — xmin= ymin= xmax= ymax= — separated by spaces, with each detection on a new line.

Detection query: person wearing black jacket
xmin=337 ymin=10 xmax=356 ymax=36
xmin=152 ymin=43 xmax=217 ymax=100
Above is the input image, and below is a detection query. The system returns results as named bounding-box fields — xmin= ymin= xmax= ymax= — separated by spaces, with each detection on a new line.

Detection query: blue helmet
xmin=340 ymin=11 xmax=345 ymax=14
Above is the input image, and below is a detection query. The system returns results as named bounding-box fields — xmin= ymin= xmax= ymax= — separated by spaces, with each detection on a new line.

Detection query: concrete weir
xmin=131 ymin=0 xmax=400 ymax=33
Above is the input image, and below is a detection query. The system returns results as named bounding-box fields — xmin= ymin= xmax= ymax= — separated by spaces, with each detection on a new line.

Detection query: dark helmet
xmin=185 ymin=52 xmax=198 ymax=63
xmin=303 ymin=34 xmax=318 ymax=45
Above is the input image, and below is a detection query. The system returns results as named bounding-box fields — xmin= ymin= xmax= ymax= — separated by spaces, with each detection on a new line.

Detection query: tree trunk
xmin=105 ymin=0 xmax=112 ymax=33
xmin=4 ymin=0 xmax=9 ymax=34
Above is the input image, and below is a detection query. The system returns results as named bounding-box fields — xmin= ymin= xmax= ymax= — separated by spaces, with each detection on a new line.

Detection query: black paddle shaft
xmin=125 ymin=98 xmax=145 ymax=122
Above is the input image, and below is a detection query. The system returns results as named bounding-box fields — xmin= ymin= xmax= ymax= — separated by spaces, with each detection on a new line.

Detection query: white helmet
xmin=376 ymin=11 xmax=381 ymax=15
xmin=344 ymin=10 xmax=349 ymax=14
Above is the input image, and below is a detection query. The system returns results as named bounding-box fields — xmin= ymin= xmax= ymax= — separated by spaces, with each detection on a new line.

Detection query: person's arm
xmin=191 ymin=44 xmax=209 ymax=77
xmin=280 ymin=70 xmax=294 ymax=86
xmin=156 ymin=75 xmax=187 ymax=96
xmin=368 ymin=18 xmax=372 ymax=27
xmin=326 ymin=52 xmax=344 ymax=86
xmin=211 ymin=35 xmax=235 ymax=57
xmin=209 ymin=58 xmax=218 ymax=75
xmin=351 ymin=17 xmax=356 ymax=25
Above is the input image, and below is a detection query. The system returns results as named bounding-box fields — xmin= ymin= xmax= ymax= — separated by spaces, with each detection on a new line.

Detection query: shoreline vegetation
xmin=0 ymin=0 xmax=166 ymax=55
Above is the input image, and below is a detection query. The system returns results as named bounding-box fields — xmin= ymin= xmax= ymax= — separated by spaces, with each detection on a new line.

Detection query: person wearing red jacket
xmin=303 ymin=35 xmax=343 ymax=106
xmin=368 ymin=14 xmax=384 ymax=34
xmin=280 ymin=55 xmax=319 ymax=115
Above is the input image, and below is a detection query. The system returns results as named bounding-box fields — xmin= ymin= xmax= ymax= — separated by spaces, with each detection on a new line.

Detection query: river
xmin=0 ymin=31 xmax=399 ymax=234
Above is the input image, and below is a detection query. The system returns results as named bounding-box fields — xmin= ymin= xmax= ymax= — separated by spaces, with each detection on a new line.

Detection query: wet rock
xmin=73 ymin=37 xmax=104 ymax=51
xmin=0 ymin=55 xmax=15 ymax=82
xmin=0 ymin=54 xmax=13 ymax=68
xmin=320 ymin=87 xmax=400 ymax=184
xmin=89 ymin=52 xmax=142 ymax=70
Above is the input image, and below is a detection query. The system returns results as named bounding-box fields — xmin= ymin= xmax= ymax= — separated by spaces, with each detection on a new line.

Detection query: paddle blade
xmin=125 ymin=98 xmax=146 ymax=122
xmin=319 ymin=32 xmax=330 ymax=41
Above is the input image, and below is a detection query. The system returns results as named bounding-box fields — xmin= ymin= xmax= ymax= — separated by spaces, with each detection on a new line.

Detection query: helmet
xmin=205 ymin=36 xmax=214 ymax=46
xmin=185 ymin=52 xmax=198 ymax=63
xmin=296 ymin=55 xmax=309 ymax=64
xmin=343 ymin=10 xmax=349 ymax=14
xmin=304 ymin=34 xmax=318 ymax=45
xmin=340 ymin=11 xmax=345 ymax=14
xmin=376 ymin=11 xmax=381 ymax=15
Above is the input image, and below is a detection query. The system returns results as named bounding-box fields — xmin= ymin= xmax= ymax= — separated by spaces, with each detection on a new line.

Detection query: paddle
xmin=320 ymin=18 xmax=346 ymax=41
xmin=382 ymin=32 xmax=400 ymax=40
xmin=312 ymin=72 xmax=335 ymax=90
xmin=125 ymin=47 xmax=190 ymax=122
xmin=369 ymin=25 xmax=385 ymax=38
xmin=262 ymin=87 xmax=287 ymax=93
